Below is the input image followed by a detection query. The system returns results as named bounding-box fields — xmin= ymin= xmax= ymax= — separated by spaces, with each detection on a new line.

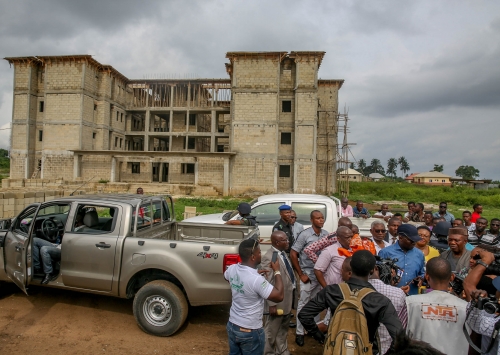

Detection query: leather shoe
xmin=289 ymin=321 xmax=296 ymax=328
xmin=41 ymin=273 xmax=57 ymax=285
xmin=295 ymin=335 xmax=304 ymax=347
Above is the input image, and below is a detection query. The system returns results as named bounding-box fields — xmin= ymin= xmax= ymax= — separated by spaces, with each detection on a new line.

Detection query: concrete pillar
xmin=194 ymin=160 xmax=199 ymax=185
xmin=110 ymin=157 xmax=116 ymax=182
xmin=159 ymin=162 xmax=163 ymax=183
xmin=144 ymin=109 xmax=150 ymax=151
xmin=73 ymin=154 xmax=81 ymax=179
xmin=210 ymin=110 xmax=216 ymax=152
xmin=223 ymin=157 xmax=229 ymax=196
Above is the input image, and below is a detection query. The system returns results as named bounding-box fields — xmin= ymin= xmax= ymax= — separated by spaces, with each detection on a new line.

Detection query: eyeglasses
xmin=290 ymin=216 xmax=297 ymax=219
xmin=491 ymin=223 xmax=500 ymax=226
xmin=374 ymin=229 xmax=386 ymax=233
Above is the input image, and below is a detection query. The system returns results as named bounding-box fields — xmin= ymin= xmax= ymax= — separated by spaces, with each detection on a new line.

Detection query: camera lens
xmin=483 ymin=302 xmax=500 ymax=314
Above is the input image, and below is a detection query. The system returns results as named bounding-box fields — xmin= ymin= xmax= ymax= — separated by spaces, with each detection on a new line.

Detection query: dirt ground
xmin=0 ymin=282 xmax=323 ymax=355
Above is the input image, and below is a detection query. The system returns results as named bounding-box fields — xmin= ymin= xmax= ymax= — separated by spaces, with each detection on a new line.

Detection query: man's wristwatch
xmin=476 ymin=260 xmax=489 ymax=268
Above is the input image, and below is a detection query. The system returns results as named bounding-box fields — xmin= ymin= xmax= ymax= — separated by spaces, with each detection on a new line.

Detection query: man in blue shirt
xmin=378 ymin=224 xmax=425 ymax=295
xmin=353 ymin=200 xmax=371 ymax=219
xmin=432 ymin=202 xmax=455 ymax=223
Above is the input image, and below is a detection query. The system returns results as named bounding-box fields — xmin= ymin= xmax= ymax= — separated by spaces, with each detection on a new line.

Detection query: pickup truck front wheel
xmin=133 ymin=280 xmax=188 ymax=336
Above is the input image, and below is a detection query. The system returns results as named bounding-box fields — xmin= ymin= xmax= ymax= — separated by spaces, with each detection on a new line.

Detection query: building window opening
xmin=189 ymin=114 xmax=196 ymax=126
xmin=281 ymin=132 xmax=292 ymax=145
xmin=121 ymin=113 xmax=123 ymax=122
xmin=131 ymin=163 xmax=140 ymax=174
xmin=182 ymin=163 xmax=195 ymax=174
xmin=94 ymin=104 xmax=97 ymax=111
xmin=217 ymin=145 xmax=224 ymax=152
xmin=282 ymin=100 xmax=292 ymax=112
xmin=38 ymin=130 xmax=43 ymax=141
xmin=116 ymin=112 xmax=119 ymax=121
xmin=187 ymin=137 xmax=195 ymax=150
xmin=279 ymin=165 xmax=291 ymax=178
xmin=93 ymin=132 xmax=96 ymax=139
xmin=39 ymin=101 xmax=44 ymax=112
xmin=115 ymin=137 xmax=118 ymax=147
xmin=119 ymin=138 xmax=123 ymax=148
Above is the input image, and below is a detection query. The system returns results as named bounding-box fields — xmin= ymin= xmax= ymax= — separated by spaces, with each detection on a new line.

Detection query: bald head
xmin=426 ymin=257 xmax=452 ymax=283
xmin=338 ymin=217 xmax=353 ymax=229
xmin=270 ymin=231 xmax=288 ymax=251
xmin=337 ymin=226 xmax=354 ymax=249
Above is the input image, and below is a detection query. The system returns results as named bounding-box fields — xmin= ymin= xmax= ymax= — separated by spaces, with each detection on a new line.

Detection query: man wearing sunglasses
xmin=378 ymin=224 xmax=425 ymax=295
xmin=432 ymin=201 xmax=455 ymax=223
xmin=289 ymin=210 xmax=304 ymax=241
xmin=273 ymin=205 xmax=294 ymax=253
xmin=225 ymin=238 xmax=284 ymax=355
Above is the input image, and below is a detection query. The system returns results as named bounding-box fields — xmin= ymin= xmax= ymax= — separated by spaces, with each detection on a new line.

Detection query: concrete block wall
xmin=42 ymin=154 xmax=73 ymax=179
xmin=197 ymin=157 xmax=224 ymax=192
xmin=45 ymin=62 xmax=82 ymax=91
xmin=233 ymin=59 xmax=278 ymax=89
xmin=0 ymin=190 xmax=66 ymax=219
xmin=80 ymin=155 xmax=113 ymax=181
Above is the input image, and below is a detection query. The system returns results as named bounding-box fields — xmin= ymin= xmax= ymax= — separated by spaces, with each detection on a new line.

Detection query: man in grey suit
xmin=261 ymin=231 xmax=295 ymax=355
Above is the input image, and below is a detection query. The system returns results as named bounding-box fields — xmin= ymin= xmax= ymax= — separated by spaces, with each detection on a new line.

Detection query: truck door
xmin=3 ymin=204 xmax=41 ymax=294
xmin=61 ymin=203 xmax=121 ymax=292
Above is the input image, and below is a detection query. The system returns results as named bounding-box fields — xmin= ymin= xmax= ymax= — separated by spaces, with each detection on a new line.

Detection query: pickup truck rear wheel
xmin=133 ymin=280 xmax=188 ymax=336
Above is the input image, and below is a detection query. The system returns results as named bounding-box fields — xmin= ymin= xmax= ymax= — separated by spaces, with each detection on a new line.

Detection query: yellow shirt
xmin=424 ymin=246 xmax=440 ymax=263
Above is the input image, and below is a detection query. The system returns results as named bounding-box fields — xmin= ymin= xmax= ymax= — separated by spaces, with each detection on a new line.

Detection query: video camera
xmin=476 ymin=295 xmax=500 ymax=314
xmin=449 ymin=272 xmax=465 ymax=296
xmin=375 ymin=256 xmax=403 ymax=286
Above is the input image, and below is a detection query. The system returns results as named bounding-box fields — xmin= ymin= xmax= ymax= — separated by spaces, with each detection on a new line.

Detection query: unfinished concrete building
xmin=4 ymin=52 xmax=343 ymax=195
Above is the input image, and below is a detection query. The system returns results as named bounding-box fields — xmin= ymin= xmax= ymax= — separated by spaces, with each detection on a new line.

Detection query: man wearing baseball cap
xmin=226 ymin=202 xmax=258 ymax=228
xmin=378 ymin=224 xmax=426 ymax=295
xmin=273 ymin=205 xmax=294 ymax=253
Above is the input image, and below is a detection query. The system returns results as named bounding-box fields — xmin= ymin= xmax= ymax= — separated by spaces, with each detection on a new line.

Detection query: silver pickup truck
xmin=0 ymin=194 xmax=257 ymax=337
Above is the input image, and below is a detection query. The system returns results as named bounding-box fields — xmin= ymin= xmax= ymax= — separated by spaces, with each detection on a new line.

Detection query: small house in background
xmin=405 ymin=172 xmax=419 ymax=183
xmin=413 ymin=171 xmax=452 ymax=186
xmin=368 ymin=173 xmax=385 ymax=182
xmin=338 ymin=168 xmax=363 ymax=181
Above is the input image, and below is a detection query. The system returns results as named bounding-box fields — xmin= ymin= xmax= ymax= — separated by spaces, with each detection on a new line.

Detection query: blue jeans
xmin=33 ymin=237 xmax=61 ymax=274
xmin=227 ymin=322 xmax=265 ymax=355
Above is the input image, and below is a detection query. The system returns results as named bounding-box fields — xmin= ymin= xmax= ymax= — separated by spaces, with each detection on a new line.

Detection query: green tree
xmin=357 ymin=159 xmax=367 ymax=175
xmin=455 ymin=165 xmax=480 ymax=180
xmin=387 ymin=158 xmax=398 ymax=179
xmin=433 ymin=164 xmax=444 ymax=172
xmin=398 ymin=156 xmax=410 ymax=177
xmin=369 ymin=158 xmax=385 ymax=175
xmin=0 ymin=149 xmax=8 ymax=158
xmin=349 ymin=162 xmax=355 ymax=169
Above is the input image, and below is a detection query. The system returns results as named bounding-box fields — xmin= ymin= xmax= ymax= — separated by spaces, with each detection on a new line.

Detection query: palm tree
xmin=370 ymin=158 xmax=385 ymax=175
xmin=357 ymin=159 xmax=367 ymax=175
xmin=387 ymin=158 xmax=398 ymax=179
xmin=398 ymin=156 xmax=410 ymax=177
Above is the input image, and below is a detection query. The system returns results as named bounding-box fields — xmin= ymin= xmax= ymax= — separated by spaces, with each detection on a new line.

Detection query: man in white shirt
xmin=225 ymin=238 xmax=284 ymax=355
xmin=370 ymin=220 xmax=389 ymax=254
xmin=406 ymin=257 xmax=469 ymax=355
xmin=373 ymin=204 xmax=394 ymax=222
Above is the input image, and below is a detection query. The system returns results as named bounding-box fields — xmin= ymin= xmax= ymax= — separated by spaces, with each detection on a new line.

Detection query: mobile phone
xmin=272 ymin=251 xmax=278 ymax=263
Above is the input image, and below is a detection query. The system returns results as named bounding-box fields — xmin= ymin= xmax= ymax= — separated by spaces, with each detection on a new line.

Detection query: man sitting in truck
xmin=225 ymin=202 xmax=258 ymax=227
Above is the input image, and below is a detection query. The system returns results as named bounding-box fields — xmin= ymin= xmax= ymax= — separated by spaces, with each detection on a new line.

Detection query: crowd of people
xmin=224 ymin=200 xmax=500 ymax=355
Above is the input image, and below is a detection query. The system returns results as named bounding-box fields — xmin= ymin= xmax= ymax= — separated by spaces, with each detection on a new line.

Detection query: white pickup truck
xmin=183 ymin=193 xmax=384 ymax=240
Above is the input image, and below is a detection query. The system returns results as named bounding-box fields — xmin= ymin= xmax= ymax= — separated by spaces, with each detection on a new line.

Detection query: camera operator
xmin=463 ymin=249 xmax=499 ymax=301
xmin=467 ymin=279 xmax=500 ymax=355
xmin=368 ymin=261 xmax=408 ymax=355
xmin=406 ymin=257 xmax=469 ymax=354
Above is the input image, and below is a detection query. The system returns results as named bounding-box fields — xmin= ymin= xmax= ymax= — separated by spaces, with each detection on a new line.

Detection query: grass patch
xmin=173 ymin=197 xmax=251 ymax=221
xmin=344 ymin=182 xmax=500 ymax=221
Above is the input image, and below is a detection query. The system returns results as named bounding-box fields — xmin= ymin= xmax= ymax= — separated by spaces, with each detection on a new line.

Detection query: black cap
xmin=397 ymin=224 xmax=422 ymax=242
xmin=237 ymin=202 xmax=251 ymax=215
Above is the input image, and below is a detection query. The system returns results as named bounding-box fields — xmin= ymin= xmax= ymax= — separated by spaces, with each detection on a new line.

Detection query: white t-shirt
xmin=224 ymin=263 xmax=274 ymax=329
xmin=406 ymin=291 xmax=469 ymax=355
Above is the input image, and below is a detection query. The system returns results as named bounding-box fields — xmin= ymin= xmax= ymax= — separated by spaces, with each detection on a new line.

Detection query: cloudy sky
xmin=0 ymin=0 xmax=499 ymax=179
